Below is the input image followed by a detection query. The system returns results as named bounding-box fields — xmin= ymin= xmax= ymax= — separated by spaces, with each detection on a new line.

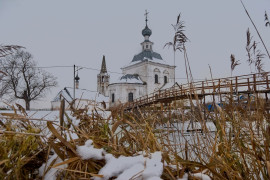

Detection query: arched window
xmin=163 ymin=70 xmax=169 ymax=84
xmin=112 ymin=93 xmax=115 ymax=103
xmin=101 ymin=76 xmax=104 ymax=82
xmin=128 ymin=92 xmax=133 ymax=102
xmin=155 ymin=74 xmax=159 ymax=84
xmin=164 ymin=76 xmax=168 ymax=84
xmin=154 ymin=68 xmax=160 ymax=84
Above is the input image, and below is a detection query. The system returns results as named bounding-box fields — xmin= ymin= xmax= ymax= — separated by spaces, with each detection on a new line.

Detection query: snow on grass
xmin=143 ymin=152 xmax=163 ymax=179
xmin=76 ymin=139 xmax=164 ymax=180
xmin=94 ymin=152 xmax=163 ymax=180
xmin=50 ymin=138 xmax=211 ymax=180
xmin=193 ymin=173 xmax=211 ymax=180
xmin=96 ymin=154 xmax=145 ymax=180
xmin=39 ymin=153 xmax=67 ymax=180
xmin=115 ymin=163 xmax=144 ymax=180
xmin=76 ymin=140 xmax=104 ymax=160
xmin=177 ymin=173 xmax=211 ymax=180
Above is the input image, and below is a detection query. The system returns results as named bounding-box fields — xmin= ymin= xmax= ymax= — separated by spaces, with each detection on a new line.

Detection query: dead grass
xmin=0 ymin=93 xmax=270 ymax=179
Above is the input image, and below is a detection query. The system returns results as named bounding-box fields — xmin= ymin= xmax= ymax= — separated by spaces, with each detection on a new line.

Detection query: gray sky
xmin=0 ymin=0 xmax=270 ymax=108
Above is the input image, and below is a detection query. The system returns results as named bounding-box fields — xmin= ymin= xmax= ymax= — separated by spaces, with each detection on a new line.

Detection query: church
xmin=97 ymin=13 xmax=175 ymax=108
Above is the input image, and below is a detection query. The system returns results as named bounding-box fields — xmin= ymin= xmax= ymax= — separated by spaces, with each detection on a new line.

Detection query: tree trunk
xmin=25 ymin=100 xmax=30 ymax=110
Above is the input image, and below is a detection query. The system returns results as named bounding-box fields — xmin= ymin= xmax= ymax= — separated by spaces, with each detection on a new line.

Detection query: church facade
xmin=97 ymin=14 xmax=175 ymax=108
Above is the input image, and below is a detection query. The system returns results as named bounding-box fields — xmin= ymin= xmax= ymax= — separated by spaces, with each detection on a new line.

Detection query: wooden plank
xmin=267 ymin=75 xmax=269 ymax=89
xmin=253 ymin=74 xmax=257 ymax=92
xmin=247 ymin=78 xmax=251 ymax=91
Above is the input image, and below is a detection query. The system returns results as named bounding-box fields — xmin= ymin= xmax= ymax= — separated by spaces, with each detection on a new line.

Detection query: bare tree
xmin=0 ymin=50 xmax=57 ymax=110
xmin=0 ymin=45 xmax=23 ymax=79
xmin=0 ymin=45 xmax=23 ymax=58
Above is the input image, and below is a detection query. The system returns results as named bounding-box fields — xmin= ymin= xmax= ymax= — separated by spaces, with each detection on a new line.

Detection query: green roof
xmin=132 ymin=50 xmax=163 ymax=62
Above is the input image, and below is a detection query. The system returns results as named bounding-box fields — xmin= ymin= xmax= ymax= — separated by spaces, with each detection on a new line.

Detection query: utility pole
xmin=73 ymin=64 xmax=75 ymax=99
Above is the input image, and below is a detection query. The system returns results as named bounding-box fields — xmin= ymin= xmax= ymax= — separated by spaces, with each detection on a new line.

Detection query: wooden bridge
xmin=125 ymin=72 xmax=270 ymax=110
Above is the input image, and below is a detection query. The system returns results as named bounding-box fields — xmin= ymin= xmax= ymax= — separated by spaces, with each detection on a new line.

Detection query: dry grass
xmin=0 ymin=105 xmax=47 ymax=179
xmin=1 ymin=93 xmax=270 ymax=179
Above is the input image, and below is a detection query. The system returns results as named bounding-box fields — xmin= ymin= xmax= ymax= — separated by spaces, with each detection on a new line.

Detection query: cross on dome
xmin=142 ymin=10 xmax=152 ymax=37
xmin=144 ymin=10 xmax=149 ymax=26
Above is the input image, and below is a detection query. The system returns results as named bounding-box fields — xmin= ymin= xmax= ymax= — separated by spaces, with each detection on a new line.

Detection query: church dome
xmin=142 ymin=25 xmax=152 ymax=37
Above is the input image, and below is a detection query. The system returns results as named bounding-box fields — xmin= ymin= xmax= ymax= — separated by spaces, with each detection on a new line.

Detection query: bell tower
xmin=97 ymin=55 xmax=110 ymax=96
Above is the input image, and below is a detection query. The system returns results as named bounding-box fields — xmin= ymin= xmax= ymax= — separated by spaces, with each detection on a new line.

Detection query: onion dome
xmin=142 ymin=25 xmax=152 ymax=37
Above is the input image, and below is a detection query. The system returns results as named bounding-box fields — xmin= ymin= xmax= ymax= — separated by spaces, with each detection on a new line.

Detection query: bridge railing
xmin=126 ymin=72 xmax=270 ymax=109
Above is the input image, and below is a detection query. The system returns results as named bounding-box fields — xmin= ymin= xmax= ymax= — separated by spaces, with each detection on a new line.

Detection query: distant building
xmin=51 ymin=87 xmax=108 ymax=110
xmin=97 ymin=13 xmax=175 ymax=108
xmin=97 ymin=56 xmax=110 ymax=97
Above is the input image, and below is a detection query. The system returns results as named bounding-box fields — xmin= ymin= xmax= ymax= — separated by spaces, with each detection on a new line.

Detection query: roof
xmin=132 ymin=50 xmax=163 ymax=62
xmin=100 ymin=55 xmax=107 ymax=73
xmin=111 ymin=74 xmax=144 ymax=84
xmin=159 ymin=82 xmax=180 ymax=91
xmin=52 ymin=87 xmax=109 ymax=103
xmin=142 ymin=25 xmax=152 ymax=37
xmin=53 ymin=88 xmax=73 ymax=102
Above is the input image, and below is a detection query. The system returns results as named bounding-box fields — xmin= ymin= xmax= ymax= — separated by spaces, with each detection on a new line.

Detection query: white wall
xmin=108 ymin=83 xmax=146 ymax=107
xmin=122 ymin=60 xmax=175 ymax=95
xmin=146 ymin=62 xmax=175 ymax=94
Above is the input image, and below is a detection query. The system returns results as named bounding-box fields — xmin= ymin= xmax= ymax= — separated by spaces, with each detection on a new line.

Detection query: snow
xmin=147 ymin=177 xmax=163 ymax=180
xmin=52 ymin=87 xmax=109 ymax=103
xmin=115 ymin=164 xmax=144 ymax=180
xmin=143 ymin=152 xmax=163 ymax=179
xmin=178 ymin=173 xmax=211 ymax=180
xmin=95 ymin=152 xmax=163 ymax=180
xmin=76 ymin=140 xmax=104 ymax=160
xmin=123 ymin=58 xmax=169 ymax=69
xmin=117 ymin=78 xmax=143 ymax=84
xmin=66 ymin=132 xmax=79 ymax=141
xmin=112 ymin=74 xmax=144 ymax=84
xmin=151 ymin=57 xmax=168 ymax=64
xmin=178 ymin=173 xmax=189 ymax=180
xmin=39 ymin=153 xmax=67 ymax=180
xmin=96 ymin=154 xmax=144 ymax=179
xmin=193 ymin=173 xmax=211 ymax=180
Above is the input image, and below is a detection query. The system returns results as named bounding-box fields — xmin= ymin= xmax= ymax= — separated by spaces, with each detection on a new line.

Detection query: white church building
xmin=97 ymin=14 xmax=175 ymax=108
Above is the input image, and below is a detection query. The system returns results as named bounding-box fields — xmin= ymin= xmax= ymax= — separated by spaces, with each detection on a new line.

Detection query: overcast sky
xmin=0 ymin=0 xmax=270 ymax=108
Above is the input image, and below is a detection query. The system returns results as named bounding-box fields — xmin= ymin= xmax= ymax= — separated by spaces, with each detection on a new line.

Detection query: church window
xmin=128 ymin=92 xmax=133 ymax=102
xmin=102 ymin=76 xmax=104 ymax=82
xmin=146 ymin=45 xmax=149 ymax=48
xmin=155 ymin=74 xmax=159 ymax=84
xmin=164 ymin=76 xmax=168 ymax=84
xmin=112 ymin=93 xmax=115 ymax=103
